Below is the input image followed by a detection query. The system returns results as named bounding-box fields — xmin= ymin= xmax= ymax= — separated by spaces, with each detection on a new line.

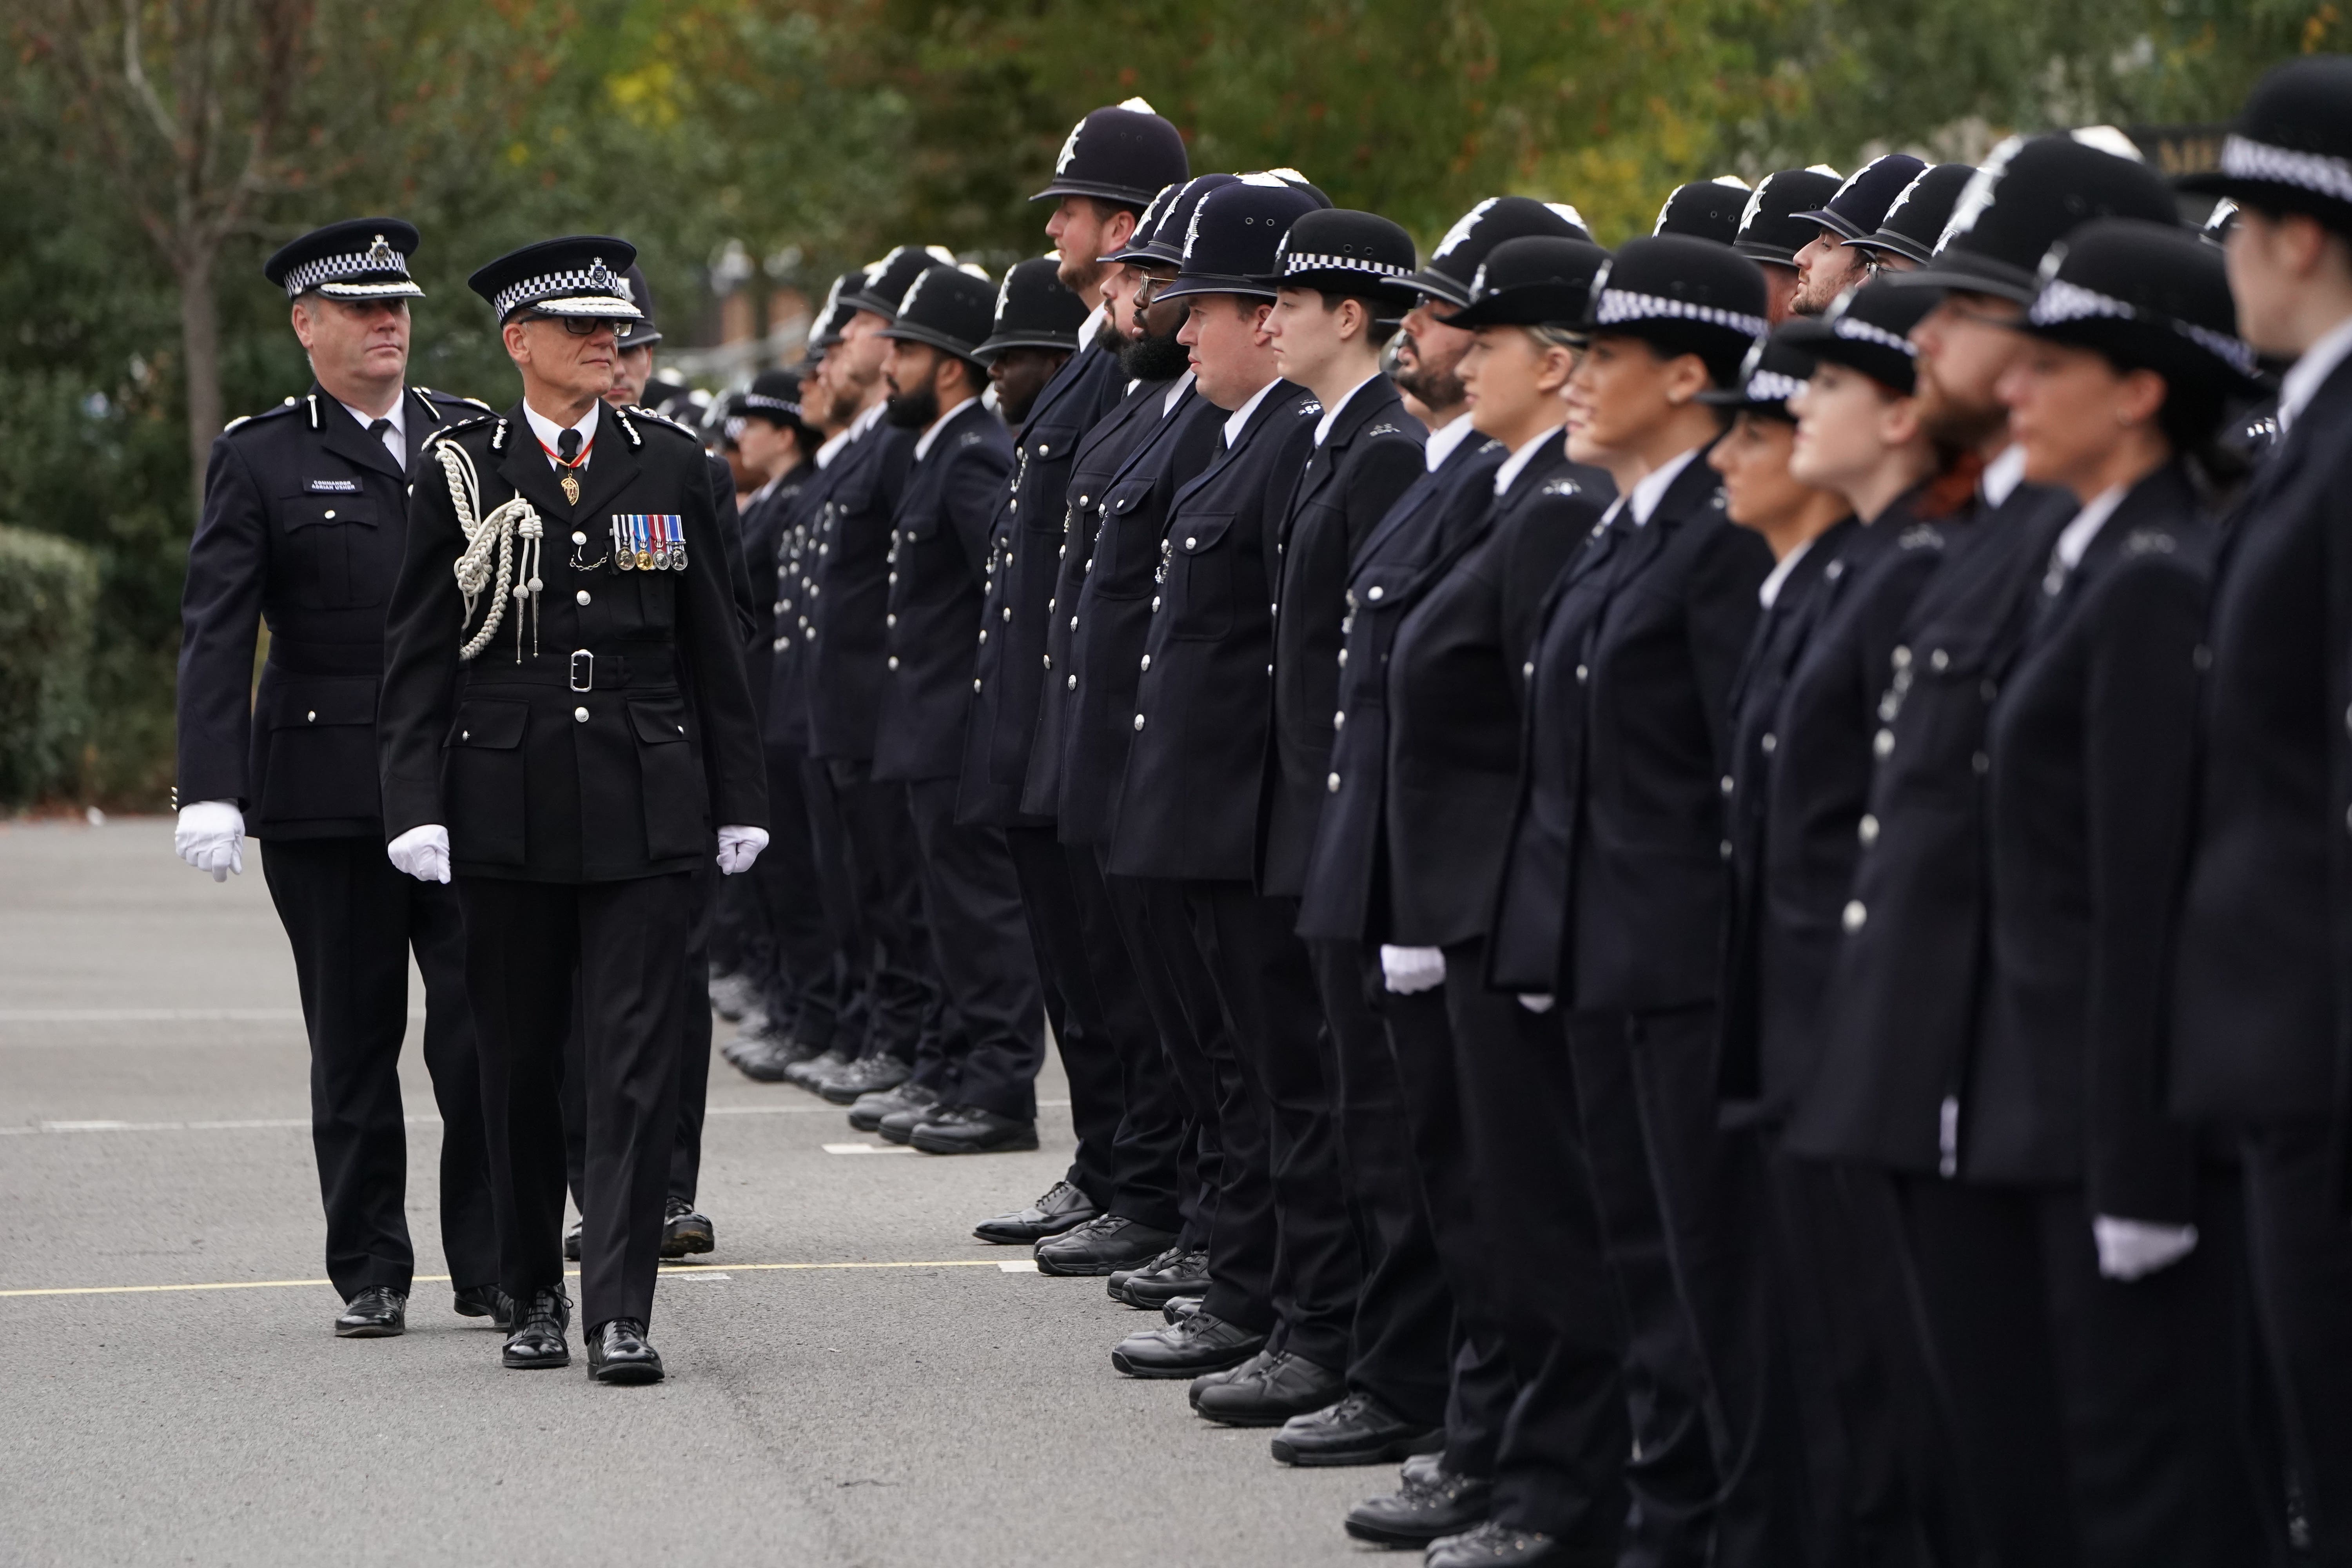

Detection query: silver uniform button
xmin=887 ymin=656 xmax=900 ymax=670
xmin=573 ymin=707 xmax=589 ymax=723
xmin=1721 ymin=775 xmax=1734 ymax=796
xmin=1929 ymin=648 xmax=1949 ymax=671
xmin=306 ymin=710 xmax=317 ymax=722
xmin=1067 ymin=675 xmax=1077 ymax=690
xmin=1760 ymin=733 xmax=1776 ymax=753
xmin=1858 ymin=813 xmax=1879 ymax=846
xmin=1185 ymin=536 xmax=1197 ymax=549
xmin=576 ymin=589 xmax=591 ymax=605
xmin=1576 ymin=664 xmax=1588 ymax=683
xmin=1003 ymin=606 xmax=1012 ymax=621
xmin=978 ymin=628 xmax=988 ymax=643
xmin=1873 ymin=729 xmax=1894 ymax=759
xmin=323 ymin=509 xmax=336 ymax=520
xmin=886 ymin=613 xmax=897 ymax=627
xmin=1151 ymin=596 xmax=1160 ymax=611
xmin=1720 ymin=840 xmax=1733 ymax=860
xmin=1333 ymin=711 xmax=1344 ymax=728
xmin=1524 ymin=661 xmax=1535 ymax=679
xmin=1892 ymin=645 xmax=1911 ymax=670
xmin=1140 ymin=654 xmax=1152 ymax=670
xmin=973 ymin=678 xmax=982 ymax=692
xmin=1327 ymin=772 xmax=1341 ymax=793
xmin=571 ymin=530 xmax=586 ymax=545
xmin=1367 ymin=585 xmax=1383 ymax=601
xmin=1133 ymin=713 xmax=1146 ymax=731
xmin=1842 ymin=900 xmax=1867 ymax=932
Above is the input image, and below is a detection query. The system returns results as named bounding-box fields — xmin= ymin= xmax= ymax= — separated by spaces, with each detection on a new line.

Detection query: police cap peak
xmin=1034 ymin=100 xmax=1190 ymax=208
xmin=1160 ymin=180 xmax=1330 ymax=303
xmin=1114 ymin=173 xmax=1240 ymax=267
xmin=467 ymin=235 xmax=643 ymax=323
xmin=1734 ymin=168 xmax=1848 ymax=266
xmin=1445 ymin=236 xmax=1612 ymax=330
xmin=265 ymin=218 xmax=423 ymax=301
xmin=976 ymin=256 xmax=1090 ymax=361
xmin=1891 ymin=131 xmax=2177 ymax=302
xmin=1796 ymin=154 xmax=1929 ymax=244
xmin=1410 ymin=197 xmax=1592 ymax=308
xmin=1848 ymin=162 xmax=1976 ymax=265
xmin=880 ymin=264 xmax=998 ymax=362
xmin=2181 ymin=56 xmax=2352 ymax=236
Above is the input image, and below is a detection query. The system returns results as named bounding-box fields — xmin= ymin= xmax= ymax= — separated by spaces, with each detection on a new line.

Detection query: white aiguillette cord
xmin=435 ymin=434 xmax=544 ymax=661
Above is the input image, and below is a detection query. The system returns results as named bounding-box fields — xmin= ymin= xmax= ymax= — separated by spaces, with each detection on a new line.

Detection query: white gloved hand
xmin=1517 ymin=993 xmax=1556 ymax=1014
xmin=2092 ymin=1216 xmax=2199 ymax=1281
xmin=716 ymin=824 xmax=769 ymax=875
xmin=386 ymin=824 xmax=452 ymax=884
xmin=1380 ymin=945 xmax=1447 ymax=995
xmin=174 ymin=800 xmax=245 ymax=882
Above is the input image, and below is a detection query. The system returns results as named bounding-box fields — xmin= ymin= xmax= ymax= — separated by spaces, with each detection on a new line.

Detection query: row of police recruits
xmin=171 ymin=56 xmax=2352 ymax=1564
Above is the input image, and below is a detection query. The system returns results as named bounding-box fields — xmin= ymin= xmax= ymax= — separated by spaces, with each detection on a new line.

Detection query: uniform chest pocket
xmin=279 ymin=493 xmax=386 ymax=610
xmin=627 ymin=696 xmax=710 ymax=860
xmin=1169 ymin=512 xmax=1236 ymax=640
xmin=1019 ymin=427 xmax=1080 ymax=532
xmin=1098 ymin=479 xmax=1161 ymax=592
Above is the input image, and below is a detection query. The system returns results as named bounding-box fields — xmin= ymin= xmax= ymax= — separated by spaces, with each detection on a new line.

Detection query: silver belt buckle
xmin=568 ymin=649 xmax=594 ymax=693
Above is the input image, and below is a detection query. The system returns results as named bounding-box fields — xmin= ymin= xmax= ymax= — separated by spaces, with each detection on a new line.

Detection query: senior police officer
xmin=376 ymin=236 xmax=768 ymax=1385
xmin=174 ymin=218 xmax=501 ymax=1340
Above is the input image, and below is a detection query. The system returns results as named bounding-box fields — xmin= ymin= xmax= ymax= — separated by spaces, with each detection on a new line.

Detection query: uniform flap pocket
xmin=1106 ymin=478 xmax=1154 ymax=515
xmin=828 ymin=478 xmax=877 ymax=519
xmin=1023 ymin=423 xmax=1081 ymax=460
xmin=1349 ymin=562 xmax=1418 ymax=603
xmin=449 ymin=700 xmax=527 ymax=750
xmin=1172 ymin=511 xmax=1234 ymax=555
xmin=281 ymin=494 xmax=376 ymax=530
xmin=266 ymin=677 xmax=378 ymax=729
xmin=627 ymin=697 xmax=692 ymax=745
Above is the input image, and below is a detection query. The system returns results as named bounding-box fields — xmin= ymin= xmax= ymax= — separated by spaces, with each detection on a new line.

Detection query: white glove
xmin=2092 ymin=1216 xmax=2198 ymax=1281
xmin=1517 ymin=993 xmax=1556 ymax=1014
xmin=387 ymin=824 xmax=452 ymax=884
xmin=716 ymin=824 xmax=769 ymax=875
xmin=174 ymin=800 xmax=245 ymax=882
xmin=1380 ymin=945 xmax=1446 ymax=995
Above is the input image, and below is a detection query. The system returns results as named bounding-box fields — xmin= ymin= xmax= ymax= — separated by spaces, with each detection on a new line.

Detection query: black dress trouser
xmin=2242 ymin=1119 xmax=2352 ymax=1567
xmin=1306 ymin=939 xmax=1451 ymax=1427
xmin=459 ymin=871 xmax=695 ymax=1331
xmin=1894 ymin=1171 xmax=2273 ymax=1568
xmin=799 ymin=752 xmax=864 ymax=1053
xmin=903 ymin=779 xmax=1045 ymax=1121
xmin=1180 ymin=884 xmax=1359 ymax=1373
xmin=751 ymin=742 xmax=840 ymax=1047
xmin=824 ymin=758 xmax=934 ymax=1063
xmin=260 ymin=836 xmax=499 ymax=1300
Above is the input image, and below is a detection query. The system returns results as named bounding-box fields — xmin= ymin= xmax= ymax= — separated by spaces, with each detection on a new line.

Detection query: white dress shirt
xmin=1421 ymin=412 xmax=1478 ymax=474
xmin=1312 ymin=374 xmax=1382 ymax=447
xmin=1492 ymin=426 xmax=1566 ymax=496
xmin=338 ymin=394 xmax=408 ymax=471
xmin=1222 ymin=379 xmax=1281 ymax=448
xmin=912 ymin=395 xmax=979 ymax=462
xmin=2279 ymin=311 xmax=2352 ymax=436
xmin=521 ymin=398 xmax=601 ymax=471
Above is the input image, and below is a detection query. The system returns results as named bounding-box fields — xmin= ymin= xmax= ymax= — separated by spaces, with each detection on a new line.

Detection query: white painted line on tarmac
xmin=996 ymin=1260 xmax=1040 ymax=1273
xmin=1 ymin=1100 xmax=1069 ymax=1136
xmin=821 ymin=1142 xmax=916 ymax=1156
xmin=0 ymin=1258 xmax=1024 ymax=1299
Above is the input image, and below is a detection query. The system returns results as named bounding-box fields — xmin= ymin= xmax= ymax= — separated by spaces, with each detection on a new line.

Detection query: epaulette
xmin=1475 ymin=438 xmax=1506 ymax=454
xmin=221 ymin=397 xmax=306 ymax=436
xmin=626 ymin=404 xmax=699 ymax=440
xmin=411 ymin=385 xmax=497 ymax=425
xmin=423 ymin=412 xmax=499 ymax=450
xmin=1298 ymin=400 xmax=1323 ymax=417
xmin=1540 ymin=477 xmax=1582 ymax=497
xmin=2122 ymin=527 xmax=2180 ymax=557
xmin=1366 ymin=422 xmax=1405 ymax=438
xmin=1896 ymin=523 xmax=1945 ymax=552
xmin=958 ymin=428 xmax=987 ymax=449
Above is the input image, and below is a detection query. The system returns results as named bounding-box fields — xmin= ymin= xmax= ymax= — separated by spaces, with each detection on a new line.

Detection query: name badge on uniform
xmin=609 ymin=514 xmax=685 ymax=572
xmin=306 ymin=478 xmax=361 ymax=493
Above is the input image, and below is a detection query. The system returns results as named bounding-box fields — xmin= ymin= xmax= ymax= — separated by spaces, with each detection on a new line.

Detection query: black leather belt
xmin=463 ymin=647 xmax=678 ymax=691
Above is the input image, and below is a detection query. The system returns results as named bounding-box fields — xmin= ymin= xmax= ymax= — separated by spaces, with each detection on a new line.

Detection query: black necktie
xmin=368 ymin=417 xmax=392 ymax=443
xmin=557 ymin=428 xmax=581 ymax=464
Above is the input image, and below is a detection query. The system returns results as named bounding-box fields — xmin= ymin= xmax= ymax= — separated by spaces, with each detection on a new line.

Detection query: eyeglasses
xmin=530 ymin=313 xmax=612 ymax=338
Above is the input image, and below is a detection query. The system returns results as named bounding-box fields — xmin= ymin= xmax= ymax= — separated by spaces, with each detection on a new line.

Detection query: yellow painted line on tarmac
xmin=0 ymin=1258 xmax=1023 ymax=1300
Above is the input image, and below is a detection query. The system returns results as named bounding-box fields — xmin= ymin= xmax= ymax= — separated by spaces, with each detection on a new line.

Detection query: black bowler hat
xmin=1699 ymin=334 xmax=1817 ymax=419
xmin=1776 ymin=277 xmax=1938 ymax=394
xmin=1108 ymin=174 xmax=1239 ymax=267
xmin=976 ymin=257 xmax=1090 ymax=361
xmin=643 ymin=374 xmax=691 ymax=412
xmin=1585 ymin=234 xmax=1771 ymax=383
xmin=2021 ymin=218 xmax=2261 ymax=397
xmin=468 ymin=235 xmax=643 ymax=323
xmin=880 ymin=264 xmax=998 ymax=362
xmin=1654 ymin=178 xmax=1753 ymax=245
xmin=1849 ymin=163 xmax=1976 ymax=265
xmin=265 ymin=218 xmax=424 ymax=301
xmin=1407 ymin=196 xmax=1592 ymax=309
xmin=2180 ymin=56 xmax=2352 ymax=235
xmin=807 ymin=270 xmax=865 ymax=351
xmin=1445 ymin=236 xmax=1613 ymax=329
xmin=741 ymin=366 xmax=808 ymax=427
xmin=1893 ymin=131 xmax=2177 ymax=301
xmin=1101 ymin=181 xmax=1181 ymax=263
xmin=841 ymin=245 xmax=960 ymax=321
xmin=1267 ymin=209 xmax=1419 ymax=309
xmin=1795 ymin=154 xmax=1928 ymax=244
xmin=1160 ymin=176 xmax=1331 ymax=303
xmin=1734 ymin=167 xmax=1846 ymax=265
xmin=616 ymin=264 xmax=662 ymax=348
xmin=1033 ymin=98 xmax=1191 ymax=208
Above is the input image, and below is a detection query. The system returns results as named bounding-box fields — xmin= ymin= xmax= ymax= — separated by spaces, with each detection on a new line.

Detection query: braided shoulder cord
xmin=434 ymin=436 xmax=545 ymax=661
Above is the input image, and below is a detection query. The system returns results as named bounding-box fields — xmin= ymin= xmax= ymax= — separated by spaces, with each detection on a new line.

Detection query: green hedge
xmin=0 ymin=524 xmax=99 ymax=808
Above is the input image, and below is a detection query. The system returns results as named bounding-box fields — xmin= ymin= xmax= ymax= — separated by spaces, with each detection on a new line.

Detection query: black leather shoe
xmin=660 ymin=1198 xmax=715 ymax=1258
xmin=452 ymin=1284 xmax=514 ymax=1330
xmin=502 ymin=1288 xmax=572 ymax=1370
xmin=1111 ymin=1310 xmax=1267 ymax=1379
xmin=820 ymin=1053 xmax=909 ymax=1104
xmin=587 ymin=1318 xmax=665 ymax=1385
xmin=1108 ymin=1242 xmax=1180 ymax=1300
xmin=1122 ymin=1245 xmax=1211 ymax=1307
xmin=1426 ymin=1521 xmax=1568 ymax=1566
xmin=910 ymin=1104 xmax=1040 ymax=1154
xmin=1162 ymin=1294 xmax=1203 ymax=1324
xmin=869 ymin=1082 xmax=940 ymax=1143
xmin=1192 ymin=1348 xmax=1345 ymax=1426
xmin=563 ymin=1218 xmax=583 ymax=1261
xmin=334 ymin=1285 xmax=406 ymax=1338
xmin=708 ymin=970 xmax=757 ymax=1022
xmin=733 ymin=1033 xmax=812 ymax=1083
xmin=1036 ymin=1214 xmax=1179 ymax=1276
xmin=1272 ymin=1391 xmax=1443 ymax=1467
xmin=1343 ymin=1463 xmax=1492 ymax=1547
xmin=784 ymin=1046 xmax=854 ymax=1091
xmin=976 ymin=1180 xmax=1100 ymax=1245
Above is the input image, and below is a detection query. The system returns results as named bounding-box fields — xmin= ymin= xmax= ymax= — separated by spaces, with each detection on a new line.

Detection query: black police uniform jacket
xmin=1294 ymin=428 xmax=1510 ymax=944
xmin=1381 ymin=450 xmax=1610 ymax=949
xmin=1020 ymin=374 xmax=1182 ymax=824
xmin=378 ymin=403 xmax=767 ymax=882
xmin=1967 ymin=462 xmax=2209 ymax=1220
xmin=804 ymin=415 xmax=918 ymax=762
xmin=1489 ymin=446 xmax=1773 ymax=1005
xmin=873 ymin=398 xmax=1015 ymax=783
xmin=741 ymin=460 xmax=815 ymax=724
xmin=1049 ymin=385 xmax=1223 ymax=847
xmin=2171 ymin=354 xmax=2352 ymax=1132
xmin=1783 ymin=474 xmax=2080 ymax=1172
xmin=1717 ymin=493 xmax=1955 ymax=1116
xmin=1108 ymin=380 xmax=1321 ymax=882
xmin=768 ymin=453 xmax=849 ymax=752
xmin=959 ymin=341 xmax=1124 ymax=824
xmin=178 ymin=383 xmax=488 ymax=839
xmin=1256 ymin=377 xmax=1427 ymax=897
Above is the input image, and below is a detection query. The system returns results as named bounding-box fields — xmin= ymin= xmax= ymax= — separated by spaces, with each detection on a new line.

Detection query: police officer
xmin=1785 ymin=154 xmax=1926 ymax=315
xmin=1842 ymin=161 xmax=1978 ymax=277
xmin=867 ymin=264 xmax=1043 ymax=1154
xmin=1654 ymin=176 xmax=1754 ymax=244
xmin=174 ymin=218 xmax=500 ymax=1340
xmin=1730 ymin=166 xmax=1844 ymax=322
xmin=376 ymin=235 xmax=768 ymax=1385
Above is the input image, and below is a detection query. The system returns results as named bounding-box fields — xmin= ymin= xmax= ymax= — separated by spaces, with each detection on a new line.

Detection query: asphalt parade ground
xmin=0 ymin=818 xmax=1386 ymax=1567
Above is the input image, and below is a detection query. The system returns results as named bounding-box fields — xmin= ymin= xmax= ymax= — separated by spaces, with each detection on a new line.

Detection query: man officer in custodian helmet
xmin=376 ymin=235 xmax=769 ymax=1386
xmin=174 ymin=218 xmax=502 ymax=1342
